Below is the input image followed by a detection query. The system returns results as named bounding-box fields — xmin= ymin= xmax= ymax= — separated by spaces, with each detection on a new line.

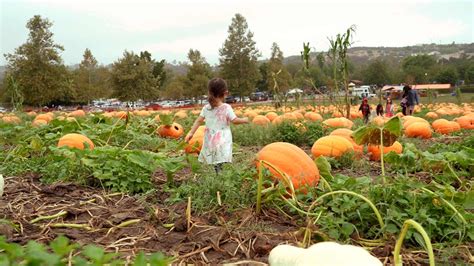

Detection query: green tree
xmin=267 ymin=42 xmax=292 ymax=93
xmin=463 ymin=64 xmax=474 ymax=84
xmin=185 ymin=49 xmax=212 ymax=100
xmin=110 ymin=51 xmax=160 ymax=102
xmin=402 ymin=54 xmax=436 ymax=83
xmin=161 ymin=75 xmax=187 ymax=100
xmin=435 ymin=66 xmax=459 ymax=85
xmin=256 ymin=62 xmax=269 ymax=92
xmin=219 ymin=13 xmax=260 ymax=100
xmin=3 ymin=15 xmax=68 ymax=106
xmin=73 ymin=49 xmax=111 ymax=103
xmin=362 ymin=59 xmax=392 ymax=86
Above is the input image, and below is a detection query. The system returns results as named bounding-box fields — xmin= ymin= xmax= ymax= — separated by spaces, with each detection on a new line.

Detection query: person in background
xmin=359 ymin=97 xmax=371 ymax=124
xmin=376 ymin=103 xmax=384 ymax=116
xmin=406 ymin=86 xmax=420 ymax=115
xmin=385 ymin=97 xmax=394 ymax=117
xmin=401 ymin=86 xmax=409 ymax=115
xmin=185 ymin=78 xmax=249 ymax=175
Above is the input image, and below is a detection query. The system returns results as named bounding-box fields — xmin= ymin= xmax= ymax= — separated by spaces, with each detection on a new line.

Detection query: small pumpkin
xmin=322 ymin=117 xmax=353 ymax=129
xmin=185 ymin=126 xmax=205 ymax=154
xmin=454 ymin=115 xmax=474 ymax=129
xmin=368 ymin=141 xmax=402 ymax=161
xmin=256 ymin=142 xmax=320 ymax=190
xmin=57 ymin=133 xmax=94 ymax=150
xmin=35 ymin=114 xmax=53 ymax=123
xmin=157 ymin=114 xmax=184 ymax=139
xmin=32 ymin=119 xmax=48 ymax=127
xmin=405 ymin=122 xmax=432 ymax=139
xmin=174 ymin=110 xmax=188 ymax=119
xmin=311 ymin=135 xmax=354 ymax=158
xmin=425 ymin=112 xmax=438 ymax=119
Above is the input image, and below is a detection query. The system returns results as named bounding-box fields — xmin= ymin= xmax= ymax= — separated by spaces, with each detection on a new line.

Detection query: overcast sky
xmin=1 ymin=0 xmax=473 ymax=66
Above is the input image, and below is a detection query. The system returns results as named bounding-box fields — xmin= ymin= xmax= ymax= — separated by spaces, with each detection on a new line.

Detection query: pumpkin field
xmin=0 ymin=100 xmax=473 ymax=265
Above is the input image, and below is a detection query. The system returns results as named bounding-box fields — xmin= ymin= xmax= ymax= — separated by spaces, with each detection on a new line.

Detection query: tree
xmin=435 ymin=66 xmax=459 ymax=85
xmin=3 ymin=15 xmax=68 ymax=106
xmin=256 ymin=62 xmax=269 ymax=92
xmin=362 ymin=59 xmax=392 ymax=86
xmin=463 ymin=64 xmax=474 ymax=84
xmin=110 ymin=51 xmax=161 ymax=102
xmin=402 ymin=54 xmax=436 ymax=83
xmin=161 ymin=75 xmax=187 ymax=100
xmin=267 ymin=42 xmax=292 ymax=93
xmin=219 ymin=13 xmax=260 ymax=99
xmin=73 ymin=49 xmax=111 ymax=103
xmin=185 ymin=49 xmax=212 ymax=100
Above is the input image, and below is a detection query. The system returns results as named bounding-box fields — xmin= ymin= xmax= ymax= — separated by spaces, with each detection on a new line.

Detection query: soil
xmin=0 ymin=175 xmax=301 ymax=265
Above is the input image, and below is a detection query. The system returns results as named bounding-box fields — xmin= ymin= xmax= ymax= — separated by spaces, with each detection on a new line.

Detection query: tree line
xmin=2 ymin=14 xmax=473 ymax=107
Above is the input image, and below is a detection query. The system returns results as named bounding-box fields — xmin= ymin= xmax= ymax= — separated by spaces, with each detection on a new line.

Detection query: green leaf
xmin=341 ymin=222 xmax=354 ymax=236
xmin=82 ymin=245 xmax=104 ymax=262
xmin=315 ymin=156 xmax=333 ymax=182
xmin=352 ymin=116 xmax=401 ymax=147
xmin=159 ymin=114 xmax=174 ymax=126
xmin=50 ymin=236 xmax=77 ymax=257
xmin=132 ymin=252 xmax=147 ymax=266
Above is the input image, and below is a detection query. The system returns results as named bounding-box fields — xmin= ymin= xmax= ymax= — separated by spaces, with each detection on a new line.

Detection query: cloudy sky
xmin=1 ymin=0 xmax=473 ymax=66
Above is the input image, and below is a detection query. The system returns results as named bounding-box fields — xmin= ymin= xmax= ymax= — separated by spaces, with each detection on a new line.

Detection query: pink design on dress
xmin=215 ymin=105 xmax=230 ymax=124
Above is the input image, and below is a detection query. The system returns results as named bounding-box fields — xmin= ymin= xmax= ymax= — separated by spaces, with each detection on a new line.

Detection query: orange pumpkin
xmin=253 ymin=115 xmax=271 ymax=126
xmin=265 ymin=112 xmax=278 ymax=121
xmin=32 ymin=119 xmax=48 ymax=127
xmin=329 ymin=128 xmax=363 ymax=154
xmin=304 ymin=112 xmax=323 ymax=122
xmin=57 ymin=133 xmax=94 ymax=150
xmin=322 ymin=117 xmax=353 ymax=129
xmin=256 ymin=142 xmax=320 ymax=190
xmin=311 ymin=136 xmax=354 ymax=158
xmin=185 ymin=126 xmax=205 ymax=154
xmin=292 ymin=112 xmax=304 ymax=120
xmin=68 ymin=110 xmax=86 ymax=117
xmin=35 ymin=114 xmax=53 ymax=123
xmin=174 ymin=111 xmax=187 ymax=119
xmin=425 ymin=112 xmax=439 ymax=119
xmin=403 ymin=116 xmax=429 ymax=129
xmin=432 ymin=119 xmax=461 ymax=134
xmin=454 ymin=115 xmax=474 ymax=129
xmin=368 ymin=141 xmax=402 ymax=161
xmin=405 ymin=122 xmax=432 ymax=139
xmin=2 ymin=115 xmax=21 ymax=124
xmin=157 ymin=123 xmax=184 ymax=139
xmin=244 ymin=110 xmax=258 ymax=119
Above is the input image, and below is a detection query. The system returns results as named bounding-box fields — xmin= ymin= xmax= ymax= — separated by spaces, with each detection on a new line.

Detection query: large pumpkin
xmin=304 ymin=112 xmax=323 ymax=122
xmin=432 ymin=119 xmax=461 ymax=134
xmin=455 ymin=115 xmax=474 ymax=129
xmin=157 ymin=123 xmax=184 ymax=139
xmin=57 ymin=133 xmax=94 ymax=150
xmin=35 ymin=114 xmax=53 ymax=123
xmin=425 ymin=112 xmax=439 ymax=119
xmin=368 ymin=141 xmax=402 ymax=161
xmin=405 ymin=122 xmax=432 ymax=139
xmin=265 ymin=112 xmax=278 ymax=121
xmin=256 ymin=142 xmax=320 ymax=190
xmin=323 ymin=117 xmax=353 ymax=129
xmin=185 ymin=126 xmax=205 ymax=154
xmin=68 ymin=110 xmax=86 ymax=117
xmin=329 ymin=128 xmax=363 ymax=154
xmin=253 ymin=115 xmax=271 ymax=126
xmin=311 ymin=136 xmax=354 ymax=158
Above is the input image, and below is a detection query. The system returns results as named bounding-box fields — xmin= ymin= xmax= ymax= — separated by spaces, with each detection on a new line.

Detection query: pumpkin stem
xmin=393 ymin=219 xmax=435 ymax=266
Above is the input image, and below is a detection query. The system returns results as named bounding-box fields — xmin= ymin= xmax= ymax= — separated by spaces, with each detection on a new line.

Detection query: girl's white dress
xmin=198 ymin=103 xmax=236 ymax=164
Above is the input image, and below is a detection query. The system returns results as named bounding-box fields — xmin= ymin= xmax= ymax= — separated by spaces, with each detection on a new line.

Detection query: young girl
xmin=376 ymin=103 xmax=384 ymax=116
xmin=185 ymin=78 xmax=249 ymax=174
xmin=385 ymin=97 xmax=394 ymax=117
xmin=359 ymin=97 xmax=371 ymax=124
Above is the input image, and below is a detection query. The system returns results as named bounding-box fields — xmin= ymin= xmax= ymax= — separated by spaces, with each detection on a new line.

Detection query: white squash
xmin=268 ymin=242 xmax=382 ymax=266
xmin=0 ymin=174 xmax=3 ymax=198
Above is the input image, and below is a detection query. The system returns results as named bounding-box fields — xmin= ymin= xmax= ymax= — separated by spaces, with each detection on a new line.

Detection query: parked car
xmin=250 ymin=92 xmax=269 ymax=101
xmin=225 ymin=96 xmax=237 ymax=104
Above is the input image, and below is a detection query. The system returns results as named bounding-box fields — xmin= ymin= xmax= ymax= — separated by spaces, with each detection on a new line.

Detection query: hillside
xmin=282 ymin=43 xmax=474 ymax=67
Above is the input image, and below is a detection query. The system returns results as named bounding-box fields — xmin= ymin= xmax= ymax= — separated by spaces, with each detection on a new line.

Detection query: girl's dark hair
xmin=208 ymin=78 xmax=228 ymax=108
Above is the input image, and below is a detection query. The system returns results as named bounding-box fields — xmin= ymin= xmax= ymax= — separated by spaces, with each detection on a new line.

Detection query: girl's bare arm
xmin=185 ymin=116 xmax=205 ymax=141
xmin=231 ymin=117 xmax=249 ymax=124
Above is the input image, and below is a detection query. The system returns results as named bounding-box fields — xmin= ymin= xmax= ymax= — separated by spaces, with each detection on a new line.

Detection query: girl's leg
xmin=214 ymin=163 xmax=223 ymax=174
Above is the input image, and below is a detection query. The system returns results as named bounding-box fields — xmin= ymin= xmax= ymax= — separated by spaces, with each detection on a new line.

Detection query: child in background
xmin=185 ymin=78 xmax=249 ymax=174
xmin=376 ymin=103 xmax=384 ymax=116
xmin=359 ymin=97 xmax=371 ymax=124
xmin=385 ymin=97 xmax=394 ymax=117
